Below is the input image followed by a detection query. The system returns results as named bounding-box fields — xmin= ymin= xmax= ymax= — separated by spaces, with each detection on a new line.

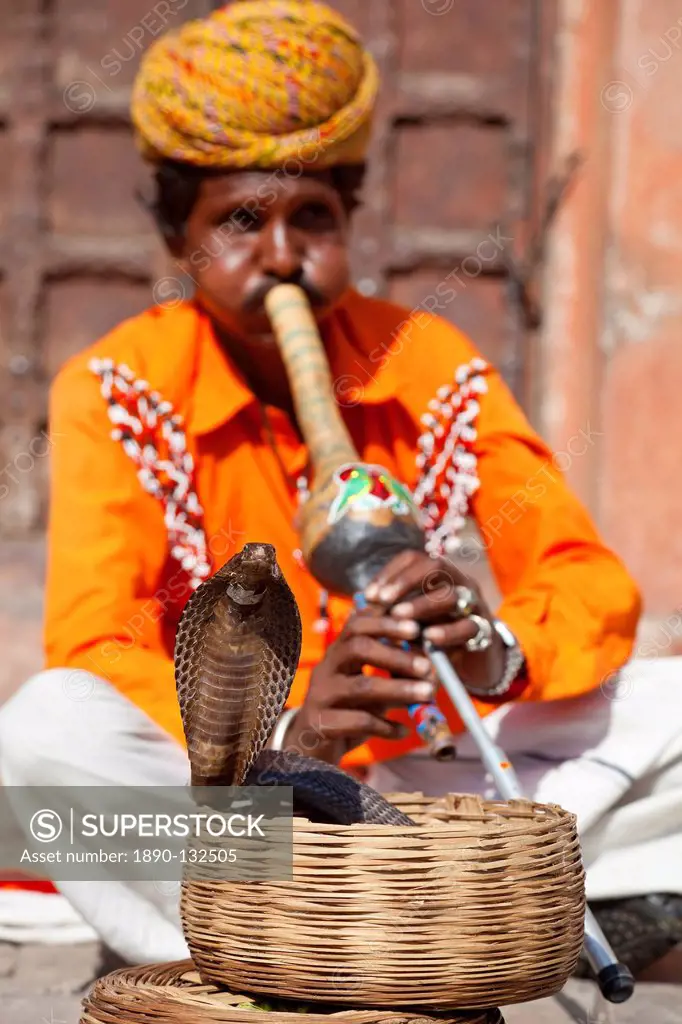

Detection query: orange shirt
xmin=44 ymin=289 xmax=641 ymax=768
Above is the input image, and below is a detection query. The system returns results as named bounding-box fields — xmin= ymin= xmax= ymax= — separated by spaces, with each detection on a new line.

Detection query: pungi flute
xmin=264 ymin=285 xmax=636 ymax=999
xmin=264 ymin=283 xmax=456 ymax=761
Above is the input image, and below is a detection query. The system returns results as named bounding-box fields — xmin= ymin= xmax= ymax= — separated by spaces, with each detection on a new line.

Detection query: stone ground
xmin=0 ymin=539 xmax=679 ymax=1021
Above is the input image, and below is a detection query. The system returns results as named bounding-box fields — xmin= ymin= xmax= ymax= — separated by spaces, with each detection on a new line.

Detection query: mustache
xmin=242 ymin=275 xmax=327 ymax=313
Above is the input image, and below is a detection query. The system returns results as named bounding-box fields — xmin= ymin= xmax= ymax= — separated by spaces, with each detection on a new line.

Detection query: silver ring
xmin=452 ymin=585 xmax=477 ymax=618
xmin=464 ymin=614 xmax=493 ymax=652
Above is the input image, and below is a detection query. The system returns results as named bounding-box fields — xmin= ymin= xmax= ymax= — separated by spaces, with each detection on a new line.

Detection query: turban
xmin=130 ymin=0 xmax=379 ymax=169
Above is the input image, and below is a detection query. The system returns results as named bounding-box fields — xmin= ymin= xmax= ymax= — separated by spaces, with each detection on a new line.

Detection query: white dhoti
xmin=0 ymin=656 xmax=681 ymax=964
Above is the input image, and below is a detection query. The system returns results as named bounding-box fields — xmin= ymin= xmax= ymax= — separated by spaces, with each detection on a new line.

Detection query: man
xmin=1 ymin=0 xmax=681 ymax=978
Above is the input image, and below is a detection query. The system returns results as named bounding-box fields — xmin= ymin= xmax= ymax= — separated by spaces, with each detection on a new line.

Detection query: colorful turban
xmin=130 ymin=0 xmax=379 ymax=169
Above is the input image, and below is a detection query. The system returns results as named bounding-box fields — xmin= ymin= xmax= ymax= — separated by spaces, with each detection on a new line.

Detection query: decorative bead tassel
xmin=89 ymin=359 xmax=211 ymax=590
xmin=296 ymin=475 xmax=311 ymax=506
xmin=412 ymin=358 xmax=487 ymax=557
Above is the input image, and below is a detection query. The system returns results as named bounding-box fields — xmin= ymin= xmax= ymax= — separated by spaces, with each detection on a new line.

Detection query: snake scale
xmin=174 ymin=542 xmax=414 ymax=827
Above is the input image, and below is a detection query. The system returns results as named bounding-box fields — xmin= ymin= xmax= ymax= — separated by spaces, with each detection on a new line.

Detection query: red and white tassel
xmin=413 ymin=357 xmax=487 ymax=557
xmin=90 ymin=358 xmax=211 ymax=589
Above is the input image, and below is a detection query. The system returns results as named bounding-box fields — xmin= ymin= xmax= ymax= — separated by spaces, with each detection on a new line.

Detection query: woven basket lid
xmin=79 ymin=961 xmax=505 ymax=1024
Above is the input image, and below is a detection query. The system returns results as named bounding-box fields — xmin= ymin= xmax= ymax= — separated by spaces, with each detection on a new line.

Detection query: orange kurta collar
xmin=186 ymin=288 xmax=404 ymax=438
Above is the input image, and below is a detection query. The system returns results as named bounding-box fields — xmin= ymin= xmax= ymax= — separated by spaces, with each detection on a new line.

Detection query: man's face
xmin=177 ymin=169 xmax=352 ymax=342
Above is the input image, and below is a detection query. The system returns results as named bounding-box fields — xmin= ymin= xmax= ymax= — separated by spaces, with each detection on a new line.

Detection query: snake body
xmin=174 ymin=543 xmax=414 ymax=827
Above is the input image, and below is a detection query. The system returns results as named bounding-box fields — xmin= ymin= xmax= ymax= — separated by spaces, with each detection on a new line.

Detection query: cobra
xmin=174 ymin=541 xmax=414 ymax=826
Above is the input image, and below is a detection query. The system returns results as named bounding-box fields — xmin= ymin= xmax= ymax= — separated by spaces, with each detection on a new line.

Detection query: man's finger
xmin=421 ymin=618 xmax=480 ymax=648
xmin=370 ymin=557 xmax=474 ymax=609
xmin=363 ymin=549 xmax=421 ymax=601
xmin=335 ymin=635 xmax=437 ymax=681
xmin=303 ymin=707 xmax=409 ymax=743
xmin=333 ymin=673 xmax=437 ymax=709
xmin=341 ymin=613 xmax=420 ymax=642
xmin=390 ymin=584 xmax=480 ymax=624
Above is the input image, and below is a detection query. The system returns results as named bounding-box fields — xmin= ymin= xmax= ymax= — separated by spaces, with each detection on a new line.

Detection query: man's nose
xmin=259 ymin=219 xmax=304 ymax=281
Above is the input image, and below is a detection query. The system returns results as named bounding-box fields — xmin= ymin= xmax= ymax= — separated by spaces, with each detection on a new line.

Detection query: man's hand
xmin=364 ymin=550 xmax=506 ymax=695
xmin=285 ymin=606 xmax=437 ymax=764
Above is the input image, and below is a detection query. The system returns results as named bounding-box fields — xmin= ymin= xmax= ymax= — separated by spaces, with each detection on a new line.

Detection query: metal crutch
xmin=424 ymin=640 xmax=636 ymax=1004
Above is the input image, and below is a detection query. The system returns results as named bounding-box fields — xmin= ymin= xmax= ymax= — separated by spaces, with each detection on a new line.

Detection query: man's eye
xmin=220 ymin=208 xmax=261 ymax=232
xmin=290 ymin=202 xmax=338 ymax=232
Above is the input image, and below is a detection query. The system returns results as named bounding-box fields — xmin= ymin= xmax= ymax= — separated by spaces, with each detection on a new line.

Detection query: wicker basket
xmin=79 ymin=961 xmax=505 ymax=1024
xmin=181 ymin=793 xmax=585 ymax=1009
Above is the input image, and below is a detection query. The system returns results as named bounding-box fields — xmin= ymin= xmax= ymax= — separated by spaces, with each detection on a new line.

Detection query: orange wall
xmin=540 ymin=0 xmax=682 ymax=636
